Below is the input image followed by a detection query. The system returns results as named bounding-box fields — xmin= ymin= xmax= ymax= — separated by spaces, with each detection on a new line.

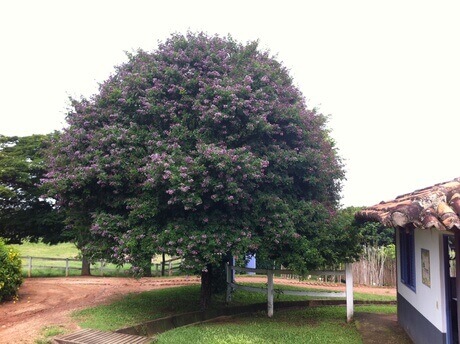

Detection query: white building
xmin=356 ymin=178 xmax=460 ymax=344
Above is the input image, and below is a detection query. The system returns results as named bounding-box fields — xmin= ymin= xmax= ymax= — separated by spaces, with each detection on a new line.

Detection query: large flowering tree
xmin=44 ymin=32 xmax=357 ymax=308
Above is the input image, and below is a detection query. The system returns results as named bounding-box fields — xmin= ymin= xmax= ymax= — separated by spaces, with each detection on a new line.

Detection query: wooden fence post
xmin=267 ymin=270 xmax=274 ymax=317
xmin=346 ymin=263 xmax=354 ymax=323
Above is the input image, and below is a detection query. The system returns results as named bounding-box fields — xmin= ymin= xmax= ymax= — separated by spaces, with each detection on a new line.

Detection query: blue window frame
xmin=400 ymin=227 xmax=416 ymax=291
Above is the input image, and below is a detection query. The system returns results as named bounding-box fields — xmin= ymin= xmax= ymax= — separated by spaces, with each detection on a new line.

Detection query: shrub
xmin=0 ymin=238 xmax=23 ymax=302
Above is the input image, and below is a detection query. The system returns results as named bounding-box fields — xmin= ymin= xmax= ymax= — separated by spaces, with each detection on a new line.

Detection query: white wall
xmin=397 ymin=227 xmax=449 ymax=333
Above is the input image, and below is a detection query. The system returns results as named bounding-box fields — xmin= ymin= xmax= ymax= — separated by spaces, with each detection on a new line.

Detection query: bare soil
xmin=0 ymin=276 xmax=396 ymax=344
xmin=0 ymin=276 xmax=200 ymax=344
xmin=355 ymin=312 xmax=413 ymax=344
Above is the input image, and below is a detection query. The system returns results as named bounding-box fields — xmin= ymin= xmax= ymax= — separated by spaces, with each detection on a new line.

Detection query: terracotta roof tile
xmin=355 ymin=178 xmax=460 ymax=230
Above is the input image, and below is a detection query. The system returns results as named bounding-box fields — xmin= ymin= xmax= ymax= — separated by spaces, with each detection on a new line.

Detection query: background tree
xmin=44 ymin=32 xmax=359 ymax=308
xmin=0 ymin=134 xmax=64 ymax=244
xmin=350 ymin=206 xmax=396 ymax=286
xmin=359 ymin=220 xmax=394 ymax=247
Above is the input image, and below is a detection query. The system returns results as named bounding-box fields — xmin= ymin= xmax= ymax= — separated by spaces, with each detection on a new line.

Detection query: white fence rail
xmin=21 ymin=256 xmax=181 ymax=277
xmin=22 ymin=256 xmax=87 ymax=277
xmin=226 ymin=263 xmax=354 ymax=322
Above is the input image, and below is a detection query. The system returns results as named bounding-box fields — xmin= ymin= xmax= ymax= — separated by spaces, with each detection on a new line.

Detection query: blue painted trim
xmin=400 ymin=228 xmax=416 ymax=292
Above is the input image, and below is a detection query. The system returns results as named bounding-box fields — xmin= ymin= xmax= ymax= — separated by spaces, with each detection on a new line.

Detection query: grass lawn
xmin=10 ymin=241 xmax=79 ymax=258
xmin=73 ymin=283 xmax=396 ymax=344
xmin=156 ymin=307 xmax=363 ymax=344
xmin=9 ymin=241 xmax=182 ymax=277
xmin=156 ymin=304 xmax=397 ymax=344
xmin=74 ymin=286 xmax=203 ymax=330
xmin=238 ymin=281 xmax=395 ymax=302
xmin=9 ymin=241 xmax=168 ymax=277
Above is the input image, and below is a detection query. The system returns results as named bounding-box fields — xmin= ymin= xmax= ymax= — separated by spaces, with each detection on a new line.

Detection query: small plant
xmin=0 ymin=238 xmax=23 ymax=302
xmin=34 ymin=325 xmax=66 ymax=344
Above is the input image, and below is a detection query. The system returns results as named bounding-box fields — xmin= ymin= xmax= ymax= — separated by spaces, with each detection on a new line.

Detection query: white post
xmin=28 ymin=256 xmax=32 ymax=278
xmin=346 ymin=263 xmax=354 ymax=323
xmin=267 ymin=270 xmax=274 ymax=317
xmin=65 ymin=258 xmax=69 ymax=277
xmin=226 ymin=263 xmax=232 ymax=303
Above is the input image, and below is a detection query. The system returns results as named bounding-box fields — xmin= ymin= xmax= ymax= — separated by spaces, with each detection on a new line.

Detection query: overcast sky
xmin=1 ymin=0 xmax=459 ymax=207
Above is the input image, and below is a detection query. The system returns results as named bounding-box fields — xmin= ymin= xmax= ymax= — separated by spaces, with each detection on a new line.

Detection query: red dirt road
xmin=0 ymin=276 xmax=395 ymax=344
xmin=0 ymin=277 xmax=200 ymax=344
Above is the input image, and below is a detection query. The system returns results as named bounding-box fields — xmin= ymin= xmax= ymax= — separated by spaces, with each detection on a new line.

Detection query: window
xmin=400 ymin=227 xmax=416 ymax=291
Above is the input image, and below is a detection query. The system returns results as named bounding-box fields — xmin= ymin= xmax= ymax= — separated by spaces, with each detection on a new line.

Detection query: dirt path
xmin=0 ymin=276 xmax=200 ymax=344
xmin=0 ymin=276 xmax=395 ymax=344
xmin=355 ymin=312 xmax=412 ymax=344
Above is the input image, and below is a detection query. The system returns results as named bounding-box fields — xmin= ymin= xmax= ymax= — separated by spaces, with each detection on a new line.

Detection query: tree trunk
xmin=143 ymin=262 xmax=152 ymax=277
xmin=161 ymin=253 xmax=165 ymax=277
xmin=200 ymin=265 xmax=213 ymax=311
xmin=81 ymin=255 xmax=91 ymax=276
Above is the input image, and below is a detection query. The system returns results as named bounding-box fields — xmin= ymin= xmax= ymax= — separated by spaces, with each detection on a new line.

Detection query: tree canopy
xmin=348 ymin=206 xmax=394 ymax=247
xmin=44 ymin=32 xmax=357 ymax=304
xmin=0 ymin=134 xmax=64 ymax=244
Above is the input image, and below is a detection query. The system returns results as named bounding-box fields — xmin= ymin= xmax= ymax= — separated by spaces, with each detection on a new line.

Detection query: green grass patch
xmin=221 ymin=284 xmax=308 ymax=304
xmin=156 ymin=307 xmax=363 ymax=344
xmin=74 ymin=284 xmax=321 ymax=331
xmin=233 ymin=282 xmax=396 ymax=302
xmin=74 ymin=285 xmax=203 ymax=330
xmin=11 ymin=241 xmax=79 ymax=258
xmin=355 ymin=304 xmax=397 ymax=314
xmin=20 ymin=264 xmax=132 ymax=278
xmin=10 ymin=241 xmax=146 ymax=277
xmin=34 ymin=325 xmax=67 ymax=344
xmin=18 ymin=255 xmax=133 ymax=278
xmin=73 ymin=282 xmax=395 ymax=332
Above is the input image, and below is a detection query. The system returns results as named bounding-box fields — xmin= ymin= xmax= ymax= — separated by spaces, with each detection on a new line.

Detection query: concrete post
xmin=267 ymin=270 xmax=274 ymax=317
xmin=28 ymin=256 xmax=32 ymax=278
xmin=346 ymin=263 xmax=354 ymax=322
xmin=65 ymin=258 xmax=69 ymax=277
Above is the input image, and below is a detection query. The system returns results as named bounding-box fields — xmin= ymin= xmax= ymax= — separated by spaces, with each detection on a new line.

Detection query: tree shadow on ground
xmin=355 ymin=312 xmax=412 ymax=344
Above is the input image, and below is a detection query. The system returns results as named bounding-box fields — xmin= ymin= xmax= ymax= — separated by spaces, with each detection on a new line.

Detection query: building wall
xmin=397 ymin=227 xmax=449 ymax=341
xmin=398 ymin=293 xmax=447 ymax=344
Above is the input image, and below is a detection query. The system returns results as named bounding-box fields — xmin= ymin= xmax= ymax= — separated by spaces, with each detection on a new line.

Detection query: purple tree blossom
xmin=43 ymin=32 xmax=349 ymax=308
